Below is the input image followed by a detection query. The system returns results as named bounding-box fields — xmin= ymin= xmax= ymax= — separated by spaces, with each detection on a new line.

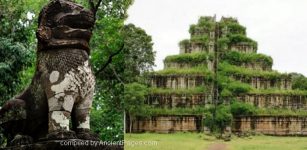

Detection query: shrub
xmin=291 ymin=73 xmax=307 ymax=90
xmin=222 ymin=51 xmax=273 ymax=67
xmin=179 ymin=39 xmax=190 ymax=47
xmin=215 ymin=105 xmax=233 ymax=131
xmin=191 ymin=35 xmax=209 ymax=44
xmin=230 ymin=101 xmax=256 ymax=116
xmin=228 ymin=34 xmax=257 ymax=48
xmin=217 ymin=74 xmax=253 ymax=97
xmin=204 ymin=105 xmax=233 ymax=133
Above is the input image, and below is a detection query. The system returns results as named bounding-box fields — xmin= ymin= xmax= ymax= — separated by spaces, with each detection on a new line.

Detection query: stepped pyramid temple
xmin=130 ymin=16 xmax=307 ymax=135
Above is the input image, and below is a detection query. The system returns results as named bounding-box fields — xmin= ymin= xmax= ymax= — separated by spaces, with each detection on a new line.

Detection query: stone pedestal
xmin=1 ymin=139 xmax=123 ymax=150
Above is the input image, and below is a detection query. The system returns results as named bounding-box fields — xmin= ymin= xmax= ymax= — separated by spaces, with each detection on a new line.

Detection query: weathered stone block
xmin=147 ymin=93 xmax=212 ymax=108
xmin=131 ymin=115 xmax=202 ymax=133
xmin=232 ymin=76 xmax=292 ymax=90
xmin=237 ymin=94 xmax=307 ymax=109
xmin=233 ymin=116 xmax=307 ymax=136
xmin=230 ymin=42 xmax=256 ymax=54
xmin=149 ymin=75 xmax=212 ymax=89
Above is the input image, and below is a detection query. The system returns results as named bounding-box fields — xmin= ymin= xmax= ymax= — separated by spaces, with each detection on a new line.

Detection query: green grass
xmin=125 ymin=133 xmax=307 ymax=150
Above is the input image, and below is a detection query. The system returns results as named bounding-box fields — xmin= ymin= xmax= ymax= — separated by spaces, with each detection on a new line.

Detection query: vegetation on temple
xmin=221 ymin=51 xmax=273 ymax=67
xmin=153 ymin=66 xmax=213 ymax=77
xmin=219 ymin=62 xmax=289 ymax=80
xmin=138 ymin=107 xmax=210 ymax=116
xmin=164 ymin=52 xmax=214 ymax=64
xmin=134 ymin=16 xmax=307 ymax=137
xmin=291 ymin=73 xmax=307 ymax=90
xmin=149 ymin=86 xmax=207 ymax=95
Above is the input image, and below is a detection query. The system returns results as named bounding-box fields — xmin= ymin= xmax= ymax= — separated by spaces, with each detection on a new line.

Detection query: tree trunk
xmin=129 ymin=113 xmax=133 ymax=133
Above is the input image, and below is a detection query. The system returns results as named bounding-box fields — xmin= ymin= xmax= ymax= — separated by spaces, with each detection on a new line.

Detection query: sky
xmin=126 ymin=0 xmax=307 ymax=76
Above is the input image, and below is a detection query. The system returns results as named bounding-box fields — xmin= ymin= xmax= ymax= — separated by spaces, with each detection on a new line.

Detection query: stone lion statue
xmin=0 ymin=0 xmax=99 ymax=146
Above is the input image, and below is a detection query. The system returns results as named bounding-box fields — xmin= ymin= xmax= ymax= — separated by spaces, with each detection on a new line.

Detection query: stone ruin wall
xmin=232 ymin=75 xmax=292 ymax=90
xmin=180 ymin=42 xmax=211 ymax=54
xmin=230 ymin=43 xmax=256 ymax=54
xmin=131 ymin=115 xmax=202 ymax=133
xmin=240 ymin=62 xmax=272 ymax=71
xmin=147 ymin=94 xmax=212 ymax=108
xmin=237 ymin=94 xmax=307 ymax=109
xmin=233 ymin=116 xmax=307 ymax=136
xmin=164 ymin=61 xmax=214 ymax=71
xmin=150 ymin=75 xmax=212 ymax=90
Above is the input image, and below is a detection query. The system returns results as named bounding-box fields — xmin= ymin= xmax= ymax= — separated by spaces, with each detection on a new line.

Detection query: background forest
xmin=0 ymin=0 xmax=155 ymax=145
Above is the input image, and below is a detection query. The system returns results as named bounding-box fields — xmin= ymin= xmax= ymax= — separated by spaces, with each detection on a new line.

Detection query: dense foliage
xmin=204 ymin=105 xmax=233 ymax=133
xmin=291 ymin=73 xmax=307 ymax=91
xmin=222 ymin=51 xmax=273 ymax=67
xmin=219 ymin=22 xmax=246 ymax=35
xmin=124 ymin=82 xmax=148 ymax=133
xmin=122 ymin=24 xmax=155 ymax=83
xmin=230 ymin=101 xmax=256 ymax=116
xmin=0 ymin=38 xmax=33 ymax=105
xmin=189 ymin=16 xmax=215 ymax=35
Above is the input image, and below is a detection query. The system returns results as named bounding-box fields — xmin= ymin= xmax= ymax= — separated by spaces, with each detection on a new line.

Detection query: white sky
xmin=126 ymin=0 xmax=307 ymax=76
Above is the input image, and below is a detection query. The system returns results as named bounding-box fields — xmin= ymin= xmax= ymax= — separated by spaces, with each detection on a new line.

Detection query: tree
xmin=123 ymin=24 xmax=155 ymax=83
xmin=204 ymin=105 xmax=232 ymax=137
xmin=124 ymin=83 xmax=148 ymax=133
xmin=87 ymin=0 xmax=134 ymax=141
xmin=0 ymin=38 xmax=33 ymax=105
xmin=291 ymin=73 xmax=307 ymax=90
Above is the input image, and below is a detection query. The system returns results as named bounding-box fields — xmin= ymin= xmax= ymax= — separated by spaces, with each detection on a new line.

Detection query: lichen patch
xmin=49 ymin=71 xmax=60 ymax=83
xmin=51 ymin=111 xmax=69 ymax=130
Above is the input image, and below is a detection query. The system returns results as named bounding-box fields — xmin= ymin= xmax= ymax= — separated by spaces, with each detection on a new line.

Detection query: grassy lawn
xmin=125 ymin=133 xmax=307 ymax=150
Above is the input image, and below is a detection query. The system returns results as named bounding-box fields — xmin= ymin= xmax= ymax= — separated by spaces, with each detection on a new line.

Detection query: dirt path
xmin=207 ymin=143 xmax=228 ymax=150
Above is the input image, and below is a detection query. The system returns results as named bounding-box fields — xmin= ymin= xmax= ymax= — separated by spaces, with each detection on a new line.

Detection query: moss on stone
xmin=221 ymin=51 xmax=273 ymax=67
xmin=149 ymin=86 xmax=207 ymax=95
xmin=255 ymin=108 xmax=307 ymax=116
xmin=164 ymin=52 xmax=213 ymax=64
xmin=248 ymin=89 xmax=307 ymax=96
xmin=153 ymin=66 xmax=213 ymax=77
xmin=139 ymin=106 xmax=211 ymax=117
xmin=219 ymin=62 xmax=289 ymax=80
